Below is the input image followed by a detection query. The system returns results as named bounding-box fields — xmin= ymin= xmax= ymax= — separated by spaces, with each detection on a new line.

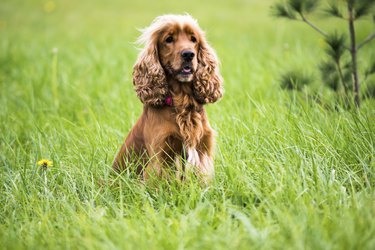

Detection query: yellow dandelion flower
xmin=43 ymin=1 xmax=56 ymax=13
xmin=37 ymin=159 xmax=53 ymax=168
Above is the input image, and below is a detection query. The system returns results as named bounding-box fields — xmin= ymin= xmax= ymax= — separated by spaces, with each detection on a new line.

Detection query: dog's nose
xmin=181 ymin=50 xmax=195 ymax=62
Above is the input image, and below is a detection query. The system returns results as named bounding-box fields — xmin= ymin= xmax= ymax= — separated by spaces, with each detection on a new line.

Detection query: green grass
xmin=1 ymin=0 xmax=375 ymax=249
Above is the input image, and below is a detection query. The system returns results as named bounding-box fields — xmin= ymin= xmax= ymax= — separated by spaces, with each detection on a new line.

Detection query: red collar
xmin=165 ymin=96 xmax=173 ymax=106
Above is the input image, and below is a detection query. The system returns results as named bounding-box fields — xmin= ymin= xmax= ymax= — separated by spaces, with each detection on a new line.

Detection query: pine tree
xmin=272 ymin=0 xmax=375 ymax=108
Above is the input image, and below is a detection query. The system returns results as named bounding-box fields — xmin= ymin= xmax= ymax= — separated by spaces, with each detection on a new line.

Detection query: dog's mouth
xmin=164 ymin=62 xmax=195 ymax=82
xmin=180 ymin=65 xmax=193 ymax=75
xmin=176 ymin=64 xmax=195 ymax=82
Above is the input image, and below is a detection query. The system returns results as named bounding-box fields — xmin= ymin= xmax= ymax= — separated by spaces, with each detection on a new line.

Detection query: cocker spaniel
xmin=113 ymin=14 xmax=223 ymax=182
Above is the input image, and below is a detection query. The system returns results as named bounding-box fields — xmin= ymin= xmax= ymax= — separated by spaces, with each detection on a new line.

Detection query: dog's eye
xmin=165 ymin=36 xmax=174 ymax=43
xmin=191 ymin=36 xmax=197 ymax=43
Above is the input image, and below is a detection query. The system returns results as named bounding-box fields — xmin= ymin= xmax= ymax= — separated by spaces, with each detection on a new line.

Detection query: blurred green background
xmin=1 ymin=1 xmax=375 ymax=249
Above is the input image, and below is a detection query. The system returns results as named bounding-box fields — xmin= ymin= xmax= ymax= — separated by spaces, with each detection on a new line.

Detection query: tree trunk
xmin=348 ymin=3 xmax=360 ymax=108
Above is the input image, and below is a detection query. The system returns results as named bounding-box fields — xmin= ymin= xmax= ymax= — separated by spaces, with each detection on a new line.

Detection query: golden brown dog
xmin=113 ymin=14 xmax=223 ymax=182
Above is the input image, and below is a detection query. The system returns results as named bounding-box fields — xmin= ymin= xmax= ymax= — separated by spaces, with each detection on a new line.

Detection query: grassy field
xmin=1 ymin=0 xmax=375 ymax=249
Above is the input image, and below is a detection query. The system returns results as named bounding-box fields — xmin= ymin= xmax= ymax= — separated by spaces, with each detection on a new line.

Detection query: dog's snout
xmin=181 ymin=50 xmax=195 ymax=62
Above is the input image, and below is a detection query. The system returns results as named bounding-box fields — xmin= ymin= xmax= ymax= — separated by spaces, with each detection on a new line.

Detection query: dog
xmin=113 ymin=14 xmax=223 ymax=183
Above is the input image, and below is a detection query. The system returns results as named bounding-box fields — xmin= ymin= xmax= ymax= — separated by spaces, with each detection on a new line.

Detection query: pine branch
xmin=299 ymin=13 xmax=327 ymax=37
xmin=280 ymin=70 xmax=313 ymax=90
xmin=324 ymin=4 xmax=344 ymax=19
xmin=357 ymin=31 xmax=375 ymax=50
xmin=353 ymin=0 xmax=375 ymax=20
xmin=271 ymin=3 xmax=297 ymax=19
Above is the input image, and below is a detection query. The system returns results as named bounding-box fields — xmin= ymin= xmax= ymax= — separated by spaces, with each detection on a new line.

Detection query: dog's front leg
xmin=195 ymin=129 xmax=215 ymax=184
xmin=197 ymin=153 xmax=214 ymax=184
xmin=185 ymin=148 xmax=214 ymax=184
xmin=143 ymin=152 xmax=163 ymax=180
xmin=143 ymin=139 xmax=175 ymax=180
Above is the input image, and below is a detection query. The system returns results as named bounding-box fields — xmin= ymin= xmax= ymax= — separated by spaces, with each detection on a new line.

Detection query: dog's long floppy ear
xmin=194 ymin=37 xmax=223 ymax=104
xmin=133 ymin=36 xmax=168 ymax=106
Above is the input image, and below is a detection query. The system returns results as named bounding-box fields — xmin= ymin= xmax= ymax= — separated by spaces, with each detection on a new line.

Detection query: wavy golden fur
xmin=113 ymin=14 xmax=223 ymax=182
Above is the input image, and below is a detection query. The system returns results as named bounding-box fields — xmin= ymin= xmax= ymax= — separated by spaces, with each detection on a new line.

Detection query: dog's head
xmin=157 ymin=16 xmax=199 ymax=83
xmin=133 ymin=14 xmax=223 ymax=106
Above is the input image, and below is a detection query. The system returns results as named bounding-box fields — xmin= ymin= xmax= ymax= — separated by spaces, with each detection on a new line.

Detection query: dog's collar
xmin=165 ymin=96 xmax=173 ymax=106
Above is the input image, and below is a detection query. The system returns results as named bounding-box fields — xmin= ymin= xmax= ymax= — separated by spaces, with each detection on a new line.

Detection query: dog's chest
xmin=172 ymin=94 xmax=204 ymax=148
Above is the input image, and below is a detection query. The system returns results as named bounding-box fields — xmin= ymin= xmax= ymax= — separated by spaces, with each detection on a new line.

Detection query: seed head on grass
xmin=37 ymin=159 xmax=53 ymax=169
